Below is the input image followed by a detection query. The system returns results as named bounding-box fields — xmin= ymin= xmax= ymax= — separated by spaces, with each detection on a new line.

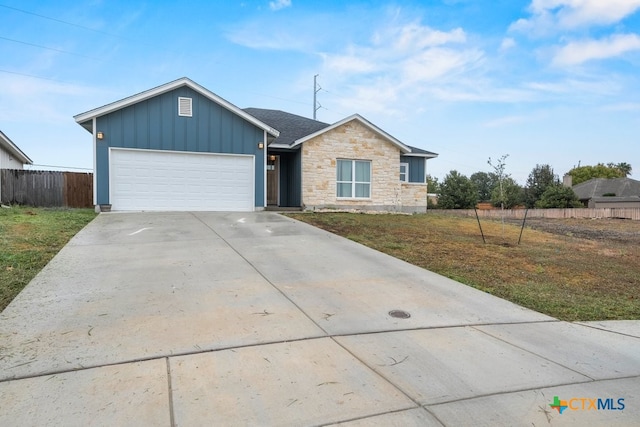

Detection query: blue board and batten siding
xmin=276 ymin=150 xmax=301 ymax=207
xmin=95 ymin=86 xmax=265 ymax=206
xmin=400 ymin=155 xmax=426 ymax=183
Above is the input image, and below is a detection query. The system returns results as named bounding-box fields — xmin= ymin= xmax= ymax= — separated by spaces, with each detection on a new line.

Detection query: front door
xmin=267 ymin=154 xmax=279 ymax=206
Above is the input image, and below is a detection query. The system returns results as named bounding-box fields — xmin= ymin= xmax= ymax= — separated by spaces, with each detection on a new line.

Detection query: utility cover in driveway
xmin=110 ymin=148 xmax=254 ymax=211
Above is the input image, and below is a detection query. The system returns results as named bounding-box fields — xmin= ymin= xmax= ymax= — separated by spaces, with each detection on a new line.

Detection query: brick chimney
xmin=563 ymin=174 xmax=573 ymax=187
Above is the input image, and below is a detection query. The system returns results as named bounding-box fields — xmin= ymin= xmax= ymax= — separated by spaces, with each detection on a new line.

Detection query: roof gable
xmin=0 ymin=131 xmax=33 ymax=164
xmin=74 ymin=78 xmax=279 ymax=137
xmin=292 ymin=114 xmax=411 ymax=153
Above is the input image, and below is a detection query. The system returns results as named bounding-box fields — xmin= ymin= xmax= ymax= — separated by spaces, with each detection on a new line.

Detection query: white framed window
xmin=178 ymin=97 xmax=193 ymax=117
xmin=337 ymin=159 xmax=371 ymax=198
xmin=400 ymin=162 xmax=409 ymax=182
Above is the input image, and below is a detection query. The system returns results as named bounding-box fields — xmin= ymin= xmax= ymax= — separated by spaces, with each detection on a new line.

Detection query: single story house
xmin=0 ymin=131 xmax=33 ymax=170
xmin=0 ymin=131 xmax=33 ymax=204
xmin=74 ymin=77 xmax=437 ymax=212
xmin=244 ymin=108 xmax=437 ymax=212
xmin=573 ymin=177 xmax=640 ymax=208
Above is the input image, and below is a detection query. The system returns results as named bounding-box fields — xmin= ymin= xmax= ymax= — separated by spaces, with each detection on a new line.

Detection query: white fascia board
xmin=402 ymin=152 xmax=439 ymax=159
xmin=291 ymin=114 xmax=411 ymax=153
xmin=267 ymin=142 xmax=297 ymax=150
xmin=74 ymin=77 xmax=279 ymax=138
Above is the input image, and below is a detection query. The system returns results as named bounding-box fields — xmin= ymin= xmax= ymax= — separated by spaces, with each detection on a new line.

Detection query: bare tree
xmin=488 ymin=154 xmax=509 ymax=239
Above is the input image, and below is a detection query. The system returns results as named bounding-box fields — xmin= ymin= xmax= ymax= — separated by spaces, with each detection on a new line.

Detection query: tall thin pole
xmin=518 ymin=208 xmax=529 ymax=245
xmin=313 ymin=74 xmax=321 ymax=120
xmin=474 ymin=208 xmax=486 ymax=244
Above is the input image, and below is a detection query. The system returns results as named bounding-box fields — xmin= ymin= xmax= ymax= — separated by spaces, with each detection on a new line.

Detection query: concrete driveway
xmin=1 ymin=211 xmax=638 ymax=426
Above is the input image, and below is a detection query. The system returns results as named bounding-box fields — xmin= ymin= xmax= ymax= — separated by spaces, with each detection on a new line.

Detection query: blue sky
xmin=1 ymin=0 xmax=639 ymax=183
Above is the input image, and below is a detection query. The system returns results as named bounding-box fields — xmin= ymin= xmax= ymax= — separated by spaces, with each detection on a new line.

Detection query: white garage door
xmin=110 ymin=149 xmax=254 ymax=211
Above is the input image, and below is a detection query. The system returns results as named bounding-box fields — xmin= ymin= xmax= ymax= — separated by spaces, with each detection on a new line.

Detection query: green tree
xmin=535 ymin=185 xmax=582 ymax=208
xmin=609 ymin=162 xmax=632 ymax=176
xmin=488 ymin=154 xmax=510 ymax=238
xmin=567 ymin=163 xmax=628 ymax=185
xmin=491 ymin=177 xmax=524 ymax=209
xmin=525 ymin=164 xmax=559 ymax=208
xmin=438 ymin=170 xmax=478 ymax=209
xmin=488 ymin=154 xmax=509 ymax=209
xmin=426 ymin=175 xmax=440 ymax=194
xmin=470 ymin=171 xmax=498 ymax=202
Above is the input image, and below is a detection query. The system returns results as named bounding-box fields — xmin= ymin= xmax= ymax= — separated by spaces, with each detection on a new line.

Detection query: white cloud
xmin=511 ymin=0 xmax=640 ymax=34
xmin=600 ymin=102 xmax=640 ymax=112
xmin=525 ymin=78 xmax=620 ymax=96
xmin=483 ymin=115 xmax=531 ymax=128
xmin=0 ymin=74 xmax=104 ymax=123
xmin=321 ymin=51 xmax=377 ymax=75
xmin=375 ymin=23 xmax=466 ymax=51
xmin=226 ymin=24 xmax=311 ymax=50
xmin=552 ymin=33 xmax=640 ymax=66
xmin=401 ymin=48 xmax=482 ymax=83
xmin=318 ymin=21 xmax=482 ymax=116
xmin=500 ymin=37 xmax=516 ymax=51
xmin=269 ymin=0 xmax=291 ymax=11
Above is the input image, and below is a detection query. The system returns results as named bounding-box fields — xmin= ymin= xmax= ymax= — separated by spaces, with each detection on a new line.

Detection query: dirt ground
xmin=505 ymin=217 xmax=640 ymax=244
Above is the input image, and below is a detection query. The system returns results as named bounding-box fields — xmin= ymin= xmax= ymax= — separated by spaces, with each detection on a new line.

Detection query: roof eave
xmin=0 ymin=131 xmax=33 ymax=164
xmin=403 ymin=152 xmax=439 ymax=159
xmin=74 ymin=77 xmax=279 ymax=138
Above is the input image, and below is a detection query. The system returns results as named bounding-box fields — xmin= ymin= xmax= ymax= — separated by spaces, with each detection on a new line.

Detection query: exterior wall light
xmin=258 ymin=142 xmax=264 ymax=149
xmin=96 ymin=131 xmax=104 ymax=140
xmin=269 ymin=155 xmax=276 ymax=161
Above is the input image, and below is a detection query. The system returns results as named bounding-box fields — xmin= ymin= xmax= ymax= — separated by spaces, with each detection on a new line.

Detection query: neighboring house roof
xmin=573 ymin=177 xmax=640 ymax=200
xmin=591 ymin=196 xmax=640 ymax=203
xmin=74 ymin=77 xmax=279 ymax=137
xmin=243 ymin=108 xmax=330 ymax=148
xmin=0 ymin=130 xmax=33 ymax=165
xmin=245 ymin=108 xmax=438 ymax=158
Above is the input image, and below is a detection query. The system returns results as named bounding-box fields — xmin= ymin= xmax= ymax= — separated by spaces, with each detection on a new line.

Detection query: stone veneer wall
xmin=301 ymin=120 xmax=402 ymax=211
xmin=400 ymin=182 xmax=428 ymax=213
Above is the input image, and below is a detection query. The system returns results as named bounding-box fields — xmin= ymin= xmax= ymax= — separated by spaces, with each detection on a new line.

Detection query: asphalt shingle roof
xmin=243 ymin=108 xmax=438 ymax=158
xmin=405 ymin=145 xmax=438 ymax=157
xmin=573 ymin=177 xmax=640 ymax=199
xmin=243 ymin=108 xmax=330 ymax=147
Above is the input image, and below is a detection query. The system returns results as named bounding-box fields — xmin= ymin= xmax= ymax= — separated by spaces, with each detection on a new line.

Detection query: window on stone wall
xmin=337 ymin=159 xmax=371 ymax=198
xmin=400 ymin=163 xmax=409 ymax=182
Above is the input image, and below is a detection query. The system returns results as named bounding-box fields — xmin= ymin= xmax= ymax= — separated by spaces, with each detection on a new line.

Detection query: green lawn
xmin=0 ymin=206 xmax=97 ymax=312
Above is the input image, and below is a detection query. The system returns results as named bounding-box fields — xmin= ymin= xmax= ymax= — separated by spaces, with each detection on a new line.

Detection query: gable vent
xmin=178 ymin=97 xmax=193 ymax=117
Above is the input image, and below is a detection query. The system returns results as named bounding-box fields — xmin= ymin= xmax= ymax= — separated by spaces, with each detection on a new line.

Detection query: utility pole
xmin=313 ymin=74 xmax=321 ymax=120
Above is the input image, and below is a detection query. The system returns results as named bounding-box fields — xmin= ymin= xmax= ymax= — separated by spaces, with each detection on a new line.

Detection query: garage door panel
xmin=110 ymin=149 xmax=254 ymax=211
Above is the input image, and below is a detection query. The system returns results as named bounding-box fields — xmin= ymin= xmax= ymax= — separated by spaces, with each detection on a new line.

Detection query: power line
xmin=0 ymin=36 xmax=100 ymax=60
xmin=0 ymin=69 xmax=77 ymax=85
xmin=0 ymin=4 xmax=128 ymax=39
xmin=0 ymin=3 xmax=204 ymax=59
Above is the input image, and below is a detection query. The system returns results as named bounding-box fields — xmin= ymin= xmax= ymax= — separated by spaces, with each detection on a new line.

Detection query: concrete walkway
xmin=1 ymin=212 xmax=638 ymax=426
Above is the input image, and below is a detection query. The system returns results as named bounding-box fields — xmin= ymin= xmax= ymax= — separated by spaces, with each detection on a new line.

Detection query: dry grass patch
xmin=287 ymin=212 xmax=639 ymax=321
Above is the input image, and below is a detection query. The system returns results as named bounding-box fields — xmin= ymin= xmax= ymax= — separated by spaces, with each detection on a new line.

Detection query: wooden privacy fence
xmin=0 ymin=169 xmax=93 ymax=208
xmin=437 ymin=208 xmax=640 ymax=221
